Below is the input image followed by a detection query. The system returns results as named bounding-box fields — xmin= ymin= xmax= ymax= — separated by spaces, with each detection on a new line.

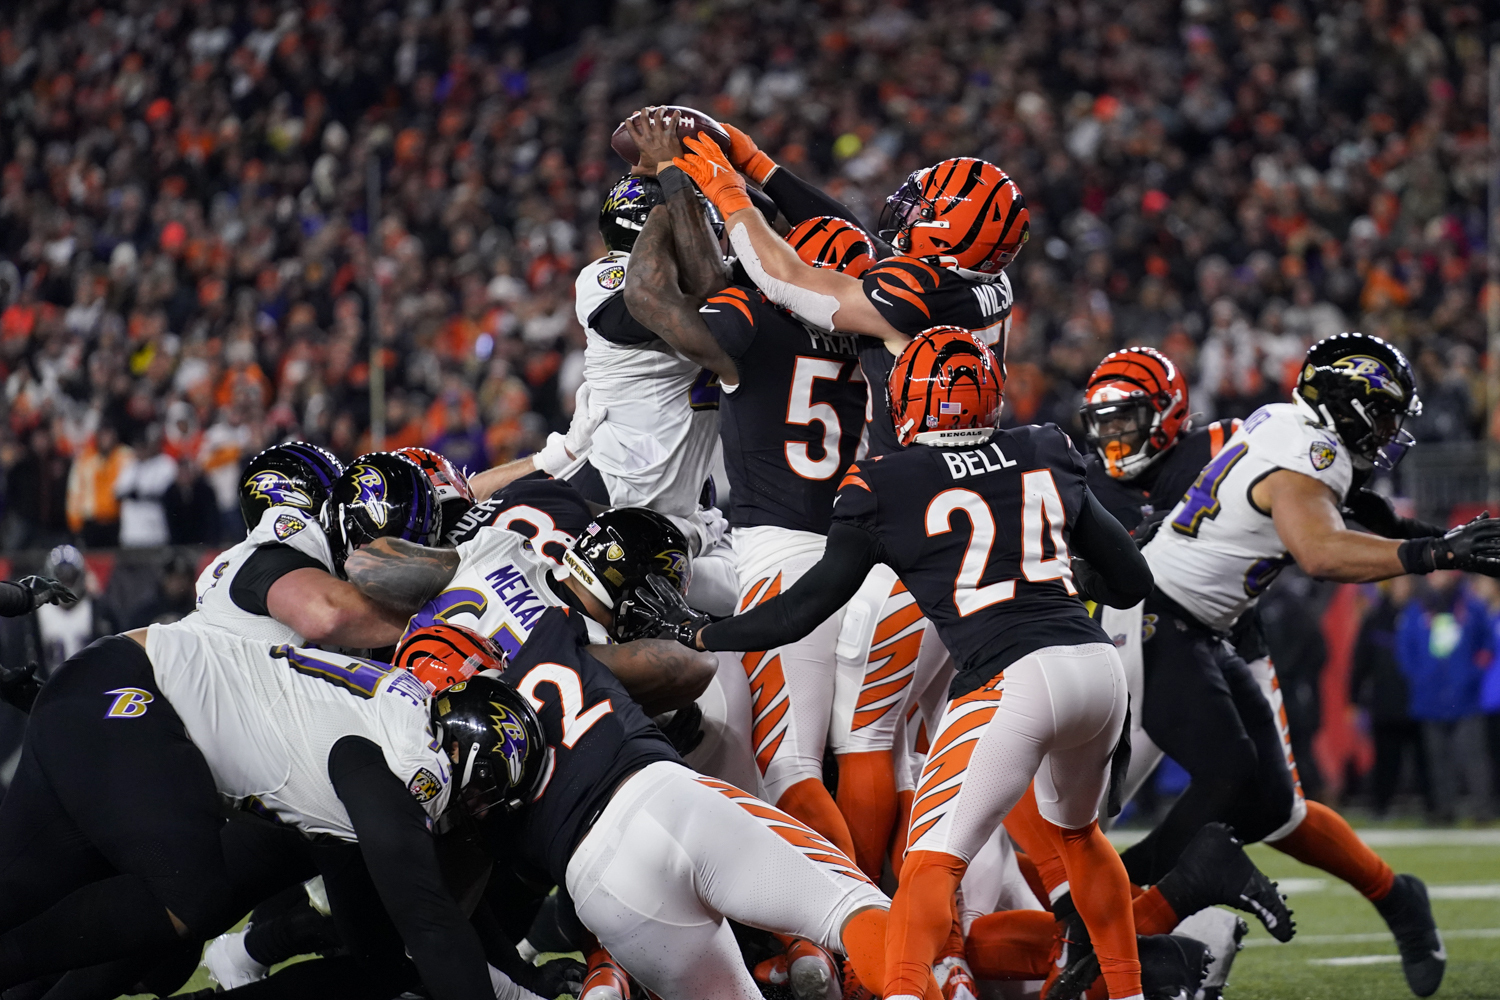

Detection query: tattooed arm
xmin=587 ymin=639 xmax=716 ymax=716
xmin=623 ymin=207 xmax=740 ymax=384
xmin=344 ymin=537 xmax=461 ymax=614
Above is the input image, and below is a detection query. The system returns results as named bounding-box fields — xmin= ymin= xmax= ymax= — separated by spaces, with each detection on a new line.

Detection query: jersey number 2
xmin=516 ymin=663 xmax=613 ymax=748
xmin=786 ymin=357 xmax=845 ymax=480
xmin=925 ymin=472 xmax=1076 ymax=617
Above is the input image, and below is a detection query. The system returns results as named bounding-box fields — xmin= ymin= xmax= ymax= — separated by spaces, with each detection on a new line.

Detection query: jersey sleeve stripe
xmin=875 ymin=278 xmax=931 ymax=318
xmin=839 ymin=473 xmax=871 ymax=491
xmin=707 ymin=292 xmax=754 ymax=324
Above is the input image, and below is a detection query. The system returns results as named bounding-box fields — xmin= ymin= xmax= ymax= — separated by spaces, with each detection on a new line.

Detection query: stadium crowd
xmin=0 ymin=0 xmax=1492 ymax=554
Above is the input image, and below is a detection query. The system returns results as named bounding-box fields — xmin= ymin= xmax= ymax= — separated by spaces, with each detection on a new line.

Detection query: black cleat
xmin=1156 ymin=823 xmax=1295 ymax=942
xmin=1139 ymin=934 xmax=1213 ymax=1000
xmin=1043 ymin=895 xmax=1094 ymax=1000
xmin=1374 ymin=874 xmax=1446 ymax=997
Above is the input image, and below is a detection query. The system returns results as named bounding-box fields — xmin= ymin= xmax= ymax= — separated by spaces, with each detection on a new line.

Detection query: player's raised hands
xmin=626 ymin=107 xmax=686 ymax=175
xmin=673 ymin=135 xmax=753 ymax=217
xmin=722 ymin=122 xmax=777 ymax=184
xmin=17 ymin=575 xmax=78 ymax=610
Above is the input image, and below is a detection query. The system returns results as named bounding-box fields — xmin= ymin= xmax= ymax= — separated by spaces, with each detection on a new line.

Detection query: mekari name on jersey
xmin=403 ymin=525 xmax=608 ymax=658
xmin=1144 ymin=402 xmax=1353 ymax=633
xmin=190 ymin=504 xmax=337 ymax=645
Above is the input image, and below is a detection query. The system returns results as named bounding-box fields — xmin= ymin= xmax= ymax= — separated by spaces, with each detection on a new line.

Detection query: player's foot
xmin=1138 ymin=934 xmax=1212 ymax=1000
xmin=203 ymin=928 xmax=269 ymax=989
xmin=1042 ymin=896 xmax=1094 ymax=1000
xmin=786 ymin=938 xmax=842 ymax=1000
xmin=1156 ymin=823 xmax=1294 ymax=942
xmin=933 ymin=954 xmax=979 ymax=1000
xmin=1169 ymin=907 xmax=1246 ymax=999
xmin=580 ymin=947 xmax=631 ymax=1000
xmin=1373 ymin=874 xmax=1446 ymax=997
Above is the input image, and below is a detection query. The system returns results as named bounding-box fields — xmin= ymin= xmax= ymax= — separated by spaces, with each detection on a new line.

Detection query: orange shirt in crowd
xmin=66 ymin=442 xmax=134 ymax=532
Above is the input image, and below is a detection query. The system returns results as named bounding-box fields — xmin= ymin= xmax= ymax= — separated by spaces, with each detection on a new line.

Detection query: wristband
xmin=656 ymin=165 xmax=696 ymax=200
xmin=1397 ymin=538 xmax=1435 ymax=575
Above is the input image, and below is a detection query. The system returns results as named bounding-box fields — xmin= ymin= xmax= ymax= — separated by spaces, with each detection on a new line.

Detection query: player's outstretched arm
xmin=697 ymin=522 xmax=879 ymax=652
xmin=1259 ymin=470 xmax=1409 ymax=582
xmin=343 ymin=537 xmax=461 ymax=613
xmin=623 ymin=207 xmax=739 ymax=384
xmin=264 ymin=568 xmax=413 ymax=647
xmin=588 ymin=639 xmax=715 ymax=715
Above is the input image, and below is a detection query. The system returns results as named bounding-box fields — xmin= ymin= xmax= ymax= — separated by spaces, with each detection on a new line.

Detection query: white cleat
xmin=1172 ymin=907 xmax=1247 ymax=1000
xmin=203 ymin=929 xmax=269 ymax=989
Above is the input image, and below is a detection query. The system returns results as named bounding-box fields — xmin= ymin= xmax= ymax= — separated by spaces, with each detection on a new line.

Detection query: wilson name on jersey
xmin=446 ymin=474 xmax=593 ymax=568
xmin=146 ymin=620 xmax=449 ymax=839
xmin=404 ymin=525 xmax=609 ymax=656
xmin=1144 ymin=403 xmax=1352 ymax=632
xmin=190 ymin=505 xmax=336 ymax=645
xmin=700 ymin=285 xmax=868 ymax=533
xmin=835 ymin=424 xmax=1107 ymax=697
xmin=858 ymin=258 xmax=1013 ymax=458
xmin=575 ymin=251 xmax=722 ymax=517
xmin=1084 ymin=418 xmax=1243 ymax=532
xmin=487 ymin=607 xmax=680 ymax=885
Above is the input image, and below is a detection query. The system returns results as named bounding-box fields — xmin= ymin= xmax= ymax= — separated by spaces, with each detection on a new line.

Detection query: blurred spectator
xmin=114 ymin=425 xmax=177 ymax=548
xmin=1396 ymin=572 xmax=1492 ymax=823
xmin=31 ymin=545 xmax=108 ymax=676
xmin=163 ymin=458 xmax=222 ymax=546
xmin=135 ymin=551 xmax=200 ymax=626
xmin=64 ymin=425 xmax=132 ymax=549
xmin=1475 ymin=577 xmax=1500 ymax=810
xmin=1351 ymin=577 xmax=1432 ymax=817
xmin=0 ymin=426 xmax=71 ymax=553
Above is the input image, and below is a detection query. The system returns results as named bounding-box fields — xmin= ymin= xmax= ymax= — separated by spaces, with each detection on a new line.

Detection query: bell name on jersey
xmin=1144 ymin=402 xmax=1352 ymax=633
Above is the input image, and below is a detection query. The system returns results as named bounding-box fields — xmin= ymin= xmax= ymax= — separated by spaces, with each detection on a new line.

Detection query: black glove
xmin=1070 ymin=555 xmax=1108 ymax=607
xmin=1399 ymin=512 xmax=1500 ymax=575
xmin=529 ymin=956 xmax=586 ymax=999
xmin=17 ymin=576 xmax=79 ymax=610
xmin=617 ymin=575 xmax=712 ymax=649
xmin=0 ymin=661 xmax=42 ymax=714
xmin=1342 ymin=487 xmax=1445 ymax=539
xmin=1131 ymin=509 xmax=1169 ymax=549
xmin=656 ymin=701 xmax=705 ymax=755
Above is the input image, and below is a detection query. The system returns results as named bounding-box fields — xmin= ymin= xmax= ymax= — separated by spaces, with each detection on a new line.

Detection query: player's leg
xmin=565 ymin=761 xmax=888 ymax=1000
xmin=0 ymin=637 xmax=233 ymax=988
xmin=1118 ymin=613 xmax=1260 ymax=886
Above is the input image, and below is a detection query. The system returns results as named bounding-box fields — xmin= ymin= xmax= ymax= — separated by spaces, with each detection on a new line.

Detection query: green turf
xmin=145 ymin=835 xmax=1500 ymax=999
xmin=1228 ymin=841 xmax=1500 ymax=1000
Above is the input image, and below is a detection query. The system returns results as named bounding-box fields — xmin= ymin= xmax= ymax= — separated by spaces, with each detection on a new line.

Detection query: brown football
xmin=610 ymin=105 xmax=734 ymax=166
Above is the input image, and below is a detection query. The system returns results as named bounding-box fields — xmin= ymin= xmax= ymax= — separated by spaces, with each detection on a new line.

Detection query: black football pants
xmin=1119 ymin=594 xmax=1295 ymax=886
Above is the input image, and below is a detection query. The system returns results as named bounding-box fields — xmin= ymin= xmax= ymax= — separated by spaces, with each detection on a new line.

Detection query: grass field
xmin=155 ymin=829 xmax=1500 ymax=1000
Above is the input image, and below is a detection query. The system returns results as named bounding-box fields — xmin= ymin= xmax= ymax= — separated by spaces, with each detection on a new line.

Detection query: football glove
xmin=673 ymin=134 xmax=754 ymax=217
xmin=656 ymin=702 xmax=706 ymax=755
xmin=1399 ymin=512 xmax=1500 ymax=575
xmin=1342 ymin=487 xmax=1444 ymax=539
xmin=615 ymin=574 xmax=712 ymax=649
xmin=723 ymin=122 xmax=778 ymax=184
xmin=17 ymin=576 xmax=79 ymax=611
xmin=0 ymin=661 xmax=41 ymax=714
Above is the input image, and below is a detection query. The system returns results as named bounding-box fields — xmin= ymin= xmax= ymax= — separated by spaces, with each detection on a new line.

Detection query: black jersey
xmin=858 ymin=257 xmax=1013 ymax=459
xmin=492 ymin=607 xmax=680 ymax=886
xmin=834 ymin=424 xmax=1109 ymax=697
xmin=446 ymin=474 xmax=593 ymax=568
xmin=1082 ymin=418 xmax=1243 ymax=532
xmin=699 ymin=285 xmax=867 ymax=533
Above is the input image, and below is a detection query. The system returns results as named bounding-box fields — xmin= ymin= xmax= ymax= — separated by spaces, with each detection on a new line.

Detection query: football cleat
xmin=1170 ymin=907 xmax=1246 ymax=999
xmin=203 ymin=928 xmax=269 ymax=989
xmin=580 ymin=947 xmax=631 ymax=1000
xmin=1155 ymin=823 xmax=1294 ymax=942
xmin=1373 ymin=874 xmax=1446 ymax=997
xmin=787 ymin=938 xmax=843 ymax=1000
xmin=1138 ymin=934 xmax=1212 ymax=1000
xmin=934 ymin=954 xmax=979 ymax=1000
xmin=1042 ymin=895 xmax=1094 ymax=1000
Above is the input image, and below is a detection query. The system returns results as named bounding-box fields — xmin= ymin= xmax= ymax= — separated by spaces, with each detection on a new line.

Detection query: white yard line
xmin=1244 ymin=927 xmax=1500 ymax=949
xmin=1107 ymin=828 xmax=1500 ymax=848
xmin=1308 ymin=955 xmax=1402 ymax=966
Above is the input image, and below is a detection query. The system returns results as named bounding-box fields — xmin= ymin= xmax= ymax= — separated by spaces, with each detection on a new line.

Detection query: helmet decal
xmin=603 ymin=177 xmax=652 ymax=214
xmin=655 ymin=549 xmax=689 ymax=590
xmin=1328 ymin=356 xmax=1407 ymax=403
xmin=351 ymin=464 xmax=389 ymax=527
xmin=489 ymin=701 xmax=530 ymax=786
xmin=245 ymin=470 xmax=314 ymax=511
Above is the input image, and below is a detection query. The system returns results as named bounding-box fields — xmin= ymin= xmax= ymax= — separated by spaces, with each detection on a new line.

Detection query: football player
xmin=396 ymin=623 xmax=892 ymax=1000
xmin=640 ymin=327 xmax=1163 ymax=1000
xmin=1123 ymin=333 xmax=1500 ymax=998
xmin=193 ymin=445 xmax=420 ymax=648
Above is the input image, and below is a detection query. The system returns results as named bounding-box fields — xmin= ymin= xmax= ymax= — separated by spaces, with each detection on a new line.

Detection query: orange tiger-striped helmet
xmin=889 ymin=326 xmax=1004 ymax=447
xmin=786 ymin=216 xmax=876 ymax=277
xmin=394 ymin=622 xmax=506 ymax=695
xmin=878 ymin=158 xmax=1029 ymax=273
xmin=1081 ymin=347 xmax=1189 ymax=481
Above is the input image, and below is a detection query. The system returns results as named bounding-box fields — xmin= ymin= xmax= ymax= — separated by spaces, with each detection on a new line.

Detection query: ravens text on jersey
xmin=698 ymin=285 xmax=868 ymax=533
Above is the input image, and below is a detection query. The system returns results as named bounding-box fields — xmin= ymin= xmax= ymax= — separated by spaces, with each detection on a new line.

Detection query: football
xmin=610 ymin=105 xmax=734 ymax=166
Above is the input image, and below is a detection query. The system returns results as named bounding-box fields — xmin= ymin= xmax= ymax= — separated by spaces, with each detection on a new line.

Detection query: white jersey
xmin=401 ymin=524 xmax=609 ymax=658
xmin=575 ymin=252 xmax=722 ymax=518
xmin=189 ymin=505 xmax=336 ymax=645
xmin=1144 ymin=402 xmax=1353 ymax=632
xmin=146 ymin=620 xmax=450 ymax=839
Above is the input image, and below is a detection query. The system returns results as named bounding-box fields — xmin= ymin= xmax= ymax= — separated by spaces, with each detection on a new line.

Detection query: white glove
xmin=535 ymin=383 xmax=606 ymax=479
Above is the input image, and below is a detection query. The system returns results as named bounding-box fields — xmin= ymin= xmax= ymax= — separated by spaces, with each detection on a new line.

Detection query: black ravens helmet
xmin=430 ymin=673 xmax=547 ymax=818
xmin=563 ymin=508 xmax=691 ymax=617
xmin=324 ymin=451 xmax=441 ymax=577
xmin=239 ymin=442 xmax=345 ymax=531
xmin=1295 ymin=332 xmax=1422 ymax=470
xmin=599 ymin=174 xmax=725 ymax=254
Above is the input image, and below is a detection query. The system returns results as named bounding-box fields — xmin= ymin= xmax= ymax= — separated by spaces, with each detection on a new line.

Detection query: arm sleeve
xmin=0 ymin=582 xmax=32 ymax=617
xmin=698 ymin=287 xmax=762 ymax=360
xmin=701 ymin=522 xmax=881 ymax=652
xmin=589 ymin=293 xmax=659 ymax=346
xmin=1070 ymin=489 xmax=1154 ymax=608
xmin=330 ymin=736 xmax=494 ymax=1000
xmin=230 ymin=543 xmax=329 ymax=617
xmin=762 ymin=169 xmax=867 ymax=228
